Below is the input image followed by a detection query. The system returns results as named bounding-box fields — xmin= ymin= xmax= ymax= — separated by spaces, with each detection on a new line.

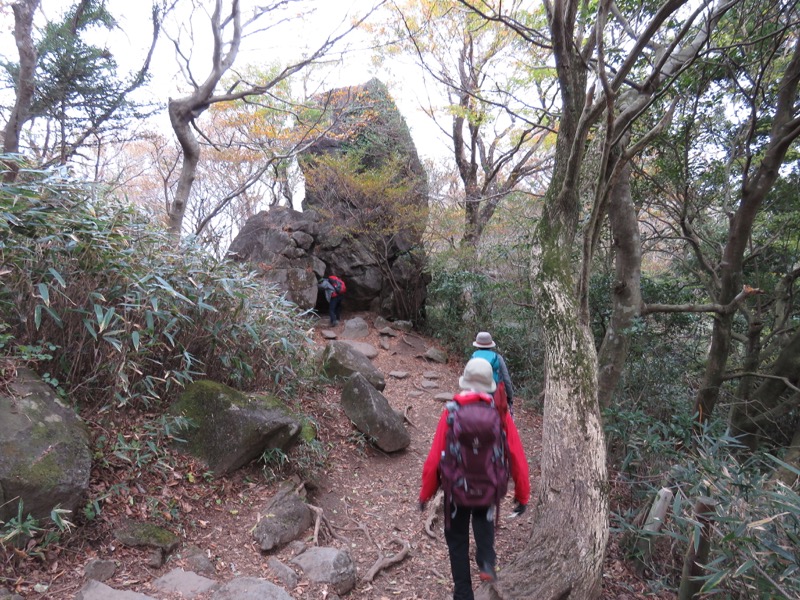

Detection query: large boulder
xmin=0 ymin=368 xmax=91 ymax=523
xmin=341 ymin=373 xmax=410 ymax=453
xmin=168 ymin=380 xmax=307 ymax=476
xmin=228 ymin=79 xmax=430 ymax=322
xmin=321 ymin=341 xmax=385 ymax=391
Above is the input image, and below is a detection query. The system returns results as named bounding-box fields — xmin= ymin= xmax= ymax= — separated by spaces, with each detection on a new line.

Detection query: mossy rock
xmin=114 ymin=521 xmax=180 ymax=553
xmin=168 ymin=380 xmax=307 ymax=476
xmin=0 ymin=368 xmax=91 ymax=523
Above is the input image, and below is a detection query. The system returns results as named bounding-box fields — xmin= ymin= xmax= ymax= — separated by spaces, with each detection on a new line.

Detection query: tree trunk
xmin=487 ymin=221 xmax=608 ymax=600
xmin=167 ymin=98 xmax=202 ymax=236
xmin=678 ymin=497 xmax=717 ymax=600
xmin=729 ymin=328 xmax=800 ymax=445
xmin=693 ymin=35 xmax=800 ymax=424
xmin=2 ymin=0 xmax=40 ymax=182
xmin=597 ymin=161 xmax=641 ymax=408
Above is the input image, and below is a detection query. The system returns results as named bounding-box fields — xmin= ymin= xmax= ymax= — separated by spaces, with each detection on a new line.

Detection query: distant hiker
xmin=318 ymin=275 xmax=346 ymax=326
xmin=419 ymin=357 xmax=530 ymax=599
xmin=471 ymin=331 xmax=515 ymax=417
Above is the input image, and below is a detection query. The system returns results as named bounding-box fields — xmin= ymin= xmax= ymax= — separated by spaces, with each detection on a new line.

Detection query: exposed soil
xmin=2 ymin=312 xmax=676 ymax=600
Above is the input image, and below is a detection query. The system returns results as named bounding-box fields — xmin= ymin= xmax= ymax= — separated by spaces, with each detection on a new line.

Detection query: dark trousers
xmin=444 ymin=505 xmax=495 ymax=600
xmin=328 ymin=295 xmax=343 ymax=325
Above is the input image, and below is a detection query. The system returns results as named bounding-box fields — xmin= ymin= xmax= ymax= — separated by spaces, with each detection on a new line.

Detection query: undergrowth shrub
xmin=423 ymin=242 xmax=543 ymax=402
xmin=614 ymin=435 xmax=800 ymax=599
xmin=1 ymin=164 xmax=313 ymax=411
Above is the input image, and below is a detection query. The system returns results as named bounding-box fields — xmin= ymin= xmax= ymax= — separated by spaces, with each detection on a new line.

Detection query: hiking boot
xmin=479 ymin=562 xmax=496 ymax=583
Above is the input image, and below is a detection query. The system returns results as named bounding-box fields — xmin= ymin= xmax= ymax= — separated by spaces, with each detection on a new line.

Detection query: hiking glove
xmin=512 ymin=502 xmax=527 ymax=516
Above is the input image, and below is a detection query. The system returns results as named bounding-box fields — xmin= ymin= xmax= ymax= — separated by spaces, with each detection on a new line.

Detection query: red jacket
xmin=419 ymin=391 xmax=531 ymax=506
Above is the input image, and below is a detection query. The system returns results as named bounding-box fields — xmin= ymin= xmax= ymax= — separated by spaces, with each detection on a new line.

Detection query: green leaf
xmin=37 ymin=283 xmax=50 ymax=306
xmin=48 ymin=267 xmax=66 ymax=287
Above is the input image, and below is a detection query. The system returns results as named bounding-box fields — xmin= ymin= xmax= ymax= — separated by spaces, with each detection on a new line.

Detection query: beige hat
xmin=472 ymin=331 xmax=496 ymax=348
xmin=458 ymin=358 xmax=497 ymax=394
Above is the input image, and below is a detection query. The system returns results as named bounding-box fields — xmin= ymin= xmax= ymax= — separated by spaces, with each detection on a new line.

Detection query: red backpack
xmin=329 ymin=276 xmax=346 ymax=297
xmin=438 ymin=396 xmax=510 ymax=527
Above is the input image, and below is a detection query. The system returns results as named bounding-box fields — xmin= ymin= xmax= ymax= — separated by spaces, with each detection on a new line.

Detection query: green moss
xmin=170 ymin=380 xmax=250 ymax=423
xmin=300 ymin=419 xmax=317 ymax=443
xmin=115 ymin=521 xmax=179 ymax=551
xmin=16 ymin=452 xmax=60 ymax=488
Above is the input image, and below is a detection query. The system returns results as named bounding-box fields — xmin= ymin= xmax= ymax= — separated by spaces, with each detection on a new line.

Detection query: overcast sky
xmin=1 ymin=0 xmax=449 ymax=161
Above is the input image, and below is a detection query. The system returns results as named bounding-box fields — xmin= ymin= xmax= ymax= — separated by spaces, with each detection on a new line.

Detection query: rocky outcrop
xmin=340 ymin=373 xmax=410 ymax=453
xmin=228 ymin=79 xmax=429 ymax=323
xmin=227 ymin=206 xmax=324 ymax=310
xmin=168 ymin=380 xmax=308 ymax=476
xmin=0 ymin=368 xmax=91 ymax=524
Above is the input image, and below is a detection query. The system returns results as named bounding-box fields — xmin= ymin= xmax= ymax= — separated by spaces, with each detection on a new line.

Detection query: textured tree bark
xmin=597 ymin=162 xmax=641 ymax=408
xmin=2 ymin=0 xmax=40 ymax=182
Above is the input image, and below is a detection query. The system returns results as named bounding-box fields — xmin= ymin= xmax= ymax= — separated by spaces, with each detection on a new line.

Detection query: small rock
xmin=378 ymin=327 xmax=399 ymax=337
xmin=380 ymin=338 xmax=391 ymax=350
xmin=147 ymin=549 xmax=165 ymax=568
xmin=435 ymin=393 xmax=454 ymax=402
xmin=75 ymin=580 xmax=157 ymax=600
xmin=268 ymin=557 xmax=299 ymax=588
xmin=291 ymin=547 xmax=356 ymax=595
xmin=183 ymin=546 xmax=216 ymax=576
xmin=114 ymin=521 xmax=180 ymax=554
xmin=85 ymin=558 xmax=117 ymax=582
xmin=287 ymin=540 xmax=308 ymax=556
xmin=389 ymin=371 xmax=409 ymax=379
xmin=390 ymin=320 xmax=413 ymax=332
xmin=422 ymin=371 xmax=440 ymax=379
xmin=211 ymin=577 xmax=292 ymax=600
xmin=421 ymin=380 xmax=439 ymax=389
xmin=340 ymin=340 xmax=378 ymax=359
xmin=408 ymin=391 xmax=425 ymax=398
xmin=152 ymin=568 xmax=218 ymax=598
xmin=341 ymin=317 xmax=370 ymax=340
xmin=423 ymin=347 xmax=448 ymax=364
xmin=373 ymin=316 xmax=391 ymax=330
xmin=320 ymin=329 xmax=337 ymax=339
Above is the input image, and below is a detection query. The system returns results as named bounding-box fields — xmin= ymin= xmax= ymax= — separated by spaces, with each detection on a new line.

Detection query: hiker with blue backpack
xmin=419 ymin=357 xmax=530 ymax=600
xmin=471 ymin=331 xmax=515 ymax=418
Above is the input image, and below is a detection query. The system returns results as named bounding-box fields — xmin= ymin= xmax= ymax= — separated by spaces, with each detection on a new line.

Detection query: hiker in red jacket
xmin=419 ymin=358 xmax=530 ymax=599
xmin=317 ymin=275 xmax=346 ymax=326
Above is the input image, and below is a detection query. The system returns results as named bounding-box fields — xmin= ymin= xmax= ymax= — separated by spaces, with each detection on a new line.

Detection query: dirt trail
xmin=8 ymin=312 xmax=659 ymax=599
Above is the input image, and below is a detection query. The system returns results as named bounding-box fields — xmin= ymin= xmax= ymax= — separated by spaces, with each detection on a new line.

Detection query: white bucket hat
xmin=458 ymin=358 xmax=497 ymax=394
xmin=472 ymin=331 xmax=496 ymax=348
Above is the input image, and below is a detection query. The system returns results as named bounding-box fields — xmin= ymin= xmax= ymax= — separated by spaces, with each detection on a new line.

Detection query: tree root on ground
xmin=306 ymin=503 xmax=349 ymax=546
xmin=424 ymin=490 xmax=444 ymax=539
xmin=403 ymin=404 xmax=417 ymax=428
xmin=364 ymin=537 xmax=411 ymax=582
